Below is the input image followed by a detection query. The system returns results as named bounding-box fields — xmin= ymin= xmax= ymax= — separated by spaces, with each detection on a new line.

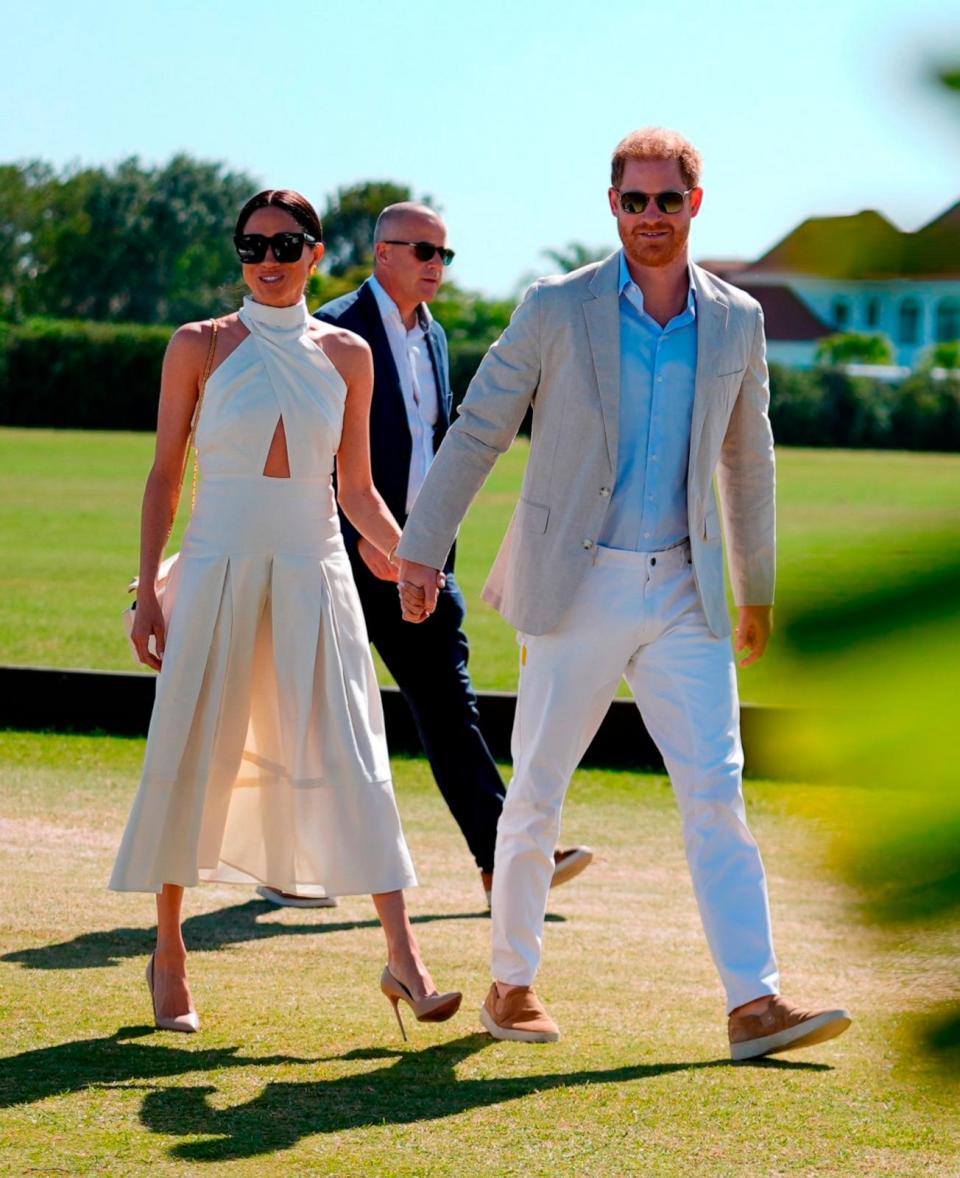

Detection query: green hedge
xmin=0 ymin=318 xmax=496 ymax=432
xmin=2 ymin=318 xmax=958 ymax=450
xmin=448 ymin=342 xmax=490 ymax=407
xmin=768 ymin=364 xmax=960 ymax=451
xmin=0 ymin=318 xmax=171 ymax=430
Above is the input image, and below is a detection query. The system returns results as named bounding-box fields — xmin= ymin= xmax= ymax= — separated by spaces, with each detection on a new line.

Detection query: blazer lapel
xmin=688 ymin=265 xmax=729 ymax=486
xmin=582 ymin=253 xmax=622 ymax=473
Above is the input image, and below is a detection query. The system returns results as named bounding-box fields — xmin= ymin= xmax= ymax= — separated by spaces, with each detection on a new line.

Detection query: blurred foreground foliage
xmin=784 ymin=55 xmax=960 ymax=1072
xmin=768 ymin=544 xmax=960 ymax=1073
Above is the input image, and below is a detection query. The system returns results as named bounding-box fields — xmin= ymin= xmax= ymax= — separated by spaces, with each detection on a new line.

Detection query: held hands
xmin=131 ymin=591 xmax=166 ymax=671
xmin=735 ymin=605 xmax=773 ymax=668
xmin=397 ymin=559 xmax=446 ymax=623
xmin=358 ymin=536 xmax=400 ymax=583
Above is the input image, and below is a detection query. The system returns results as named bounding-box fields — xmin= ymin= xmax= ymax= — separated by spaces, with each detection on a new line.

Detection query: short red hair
xmin=610 ymin=128 xmax=703 ymax=189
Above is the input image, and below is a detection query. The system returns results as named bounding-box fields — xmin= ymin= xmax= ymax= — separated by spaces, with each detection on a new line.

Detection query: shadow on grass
xmin=137 ymin=1035 xmax=830 ymax=1163
xmin=0 ymin=1027 xmax=830 ymax=1162
xmin=2 ymin=899 xmax=566 ymax=970
xmin=0 ymin=1025 xmax=316 ymax=1111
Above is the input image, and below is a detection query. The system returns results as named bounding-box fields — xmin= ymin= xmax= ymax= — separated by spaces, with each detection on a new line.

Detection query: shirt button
xmin=643 ymin=532 xmax=651 ymax=539
xmin=657 ymin=376 xmax=664 ymax=383
xmin=599 ymin=487 xmax=611 ymax=498
xmin=582 ymin=539 xmax=595 ymax=550
xmin=651 ymin=454 xmax=659 ymax=462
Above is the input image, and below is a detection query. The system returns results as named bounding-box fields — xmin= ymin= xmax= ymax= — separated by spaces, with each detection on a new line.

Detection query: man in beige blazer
xmin=397 ymin=128 xmax=850 ymax=1060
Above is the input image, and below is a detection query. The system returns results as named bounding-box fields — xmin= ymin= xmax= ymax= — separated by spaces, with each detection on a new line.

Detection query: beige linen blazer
xmin=397 ymin=253 xmax=775 ymax=639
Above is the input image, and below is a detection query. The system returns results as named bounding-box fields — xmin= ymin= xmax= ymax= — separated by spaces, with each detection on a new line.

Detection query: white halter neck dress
xmin=111 ymin=296 xmax=416 ymax=896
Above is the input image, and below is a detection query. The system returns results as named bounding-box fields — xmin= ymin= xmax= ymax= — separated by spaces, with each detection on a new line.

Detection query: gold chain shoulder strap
xmin=189 ymin=318 xmax=220 ymax=510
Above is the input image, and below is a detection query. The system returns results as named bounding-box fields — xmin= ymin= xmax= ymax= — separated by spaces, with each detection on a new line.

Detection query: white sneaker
xmin=256 ymin=886 xmax=339 ymax=909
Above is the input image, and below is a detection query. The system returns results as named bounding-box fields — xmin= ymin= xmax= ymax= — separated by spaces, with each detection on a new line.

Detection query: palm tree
xmin=541 ymin=242 xmax=612 ymax=273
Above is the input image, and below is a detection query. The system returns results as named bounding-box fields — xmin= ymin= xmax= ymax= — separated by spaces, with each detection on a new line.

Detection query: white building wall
xmin=766 ymin=341 xmax=818 ymax=368
xmin=744 ymin=274 xmax=960 ymax=368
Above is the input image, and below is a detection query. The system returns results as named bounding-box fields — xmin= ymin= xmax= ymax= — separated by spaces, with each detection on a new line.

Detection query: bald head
xmin=374 ymin=201 xmax=444 ymax=243
xmin=372 ymin=202 xmax=449 ymax=320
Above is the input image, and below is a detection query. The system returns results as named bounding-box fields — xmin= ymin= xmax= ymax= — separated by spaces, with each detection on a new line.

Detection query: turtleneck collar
xmin=239 ymin=295 xmax=310 ymax=332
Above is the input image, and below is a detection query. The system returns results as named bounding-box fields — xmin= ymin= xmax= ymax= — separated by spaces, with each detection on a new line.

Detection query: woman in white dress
xmin=111 ymin=189 xmax=461 ymax=1037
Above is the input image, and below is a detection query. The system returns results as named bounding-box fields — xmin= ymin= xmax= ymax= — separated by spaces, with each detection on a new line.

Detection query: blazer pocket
xmin=519 ymin=497 xmax=550 ymax=534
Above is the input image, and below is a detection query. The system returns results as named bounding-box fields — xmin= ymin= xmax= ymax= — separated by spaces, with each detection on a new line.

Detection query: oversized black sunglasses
xmin=616 ymin=189 xmax=692 ymax=215
xmin=233 ymin=231 xmax=319 ymax=264
xmin=382 ymin=240 xmax=455 ymax=266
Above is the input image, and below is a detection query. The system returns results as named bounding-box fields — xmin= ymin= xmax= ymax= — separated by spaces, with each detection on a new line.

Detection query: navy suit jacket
xmin=317 ymin=280 xmax=455 ymax=566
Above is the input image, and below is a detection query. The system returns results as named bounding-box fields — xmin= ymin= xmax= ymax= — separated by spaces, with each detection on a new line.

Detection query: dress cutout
xmin=111 ymin=296 xmax=416 ymax=896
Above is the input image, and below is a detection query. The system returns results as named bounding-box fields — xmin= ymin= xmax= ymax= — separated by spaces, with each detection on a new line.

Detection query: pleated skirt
xmin=110 ymin=476 xmax=417 ymax=896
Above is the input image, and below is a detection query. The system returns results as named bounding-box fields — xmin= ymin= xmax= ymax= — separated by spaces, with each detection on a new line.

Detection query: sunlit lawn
xmin=1 ymin=729 xmax=958 ymax=1175
xmin=1 ymin=428 xmax=959 ymax=705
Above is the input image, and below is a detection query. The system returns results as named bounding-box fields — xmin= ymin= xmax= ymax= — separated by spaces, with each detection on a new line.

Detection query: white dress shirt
xmin=368 ymin=275 xmax=440 ymax=513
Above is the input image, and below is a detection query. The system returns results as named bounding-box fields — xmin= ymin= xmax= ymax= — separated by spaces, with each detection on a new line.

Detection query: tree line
xmin=0 ymin=155 xmax=609 ymax=346
xmin=4 ymin=152 xmax=957 ymax=448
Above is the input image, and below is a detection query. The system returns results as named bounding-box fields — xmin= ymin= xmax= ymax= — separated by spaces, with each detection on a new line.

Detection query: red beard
xmin=621 ymin=222 xmax=688 ymax=269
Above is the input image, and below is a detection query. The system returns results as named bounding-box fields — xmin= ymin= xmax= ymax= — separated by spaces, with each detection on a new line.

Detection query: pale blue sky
xmin=3 ymin=0 xmax=959 ymax=294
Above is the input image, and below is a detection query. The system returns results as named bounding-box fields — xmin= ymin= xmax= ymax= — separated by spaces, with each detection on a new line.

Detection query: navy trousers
xmin=347 ymin=551 xmax=506 ymax=873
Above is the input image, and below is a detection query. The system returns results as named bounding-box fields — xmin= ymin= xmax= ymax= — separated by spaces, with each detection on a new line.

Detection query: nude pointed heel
xmin=386 ymin=990 xmax=408 ymax=1041
xmin=146 ymin=952 xmax=201 ymax=1033
xmin=379 ymin=966 xmax=462 ymax=1040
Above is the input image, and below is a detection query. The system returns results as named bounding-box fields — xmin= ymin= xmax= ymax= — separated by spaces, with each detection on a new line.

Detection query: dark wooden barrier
xmin=0 ymin=665 xmax=799 ymax=777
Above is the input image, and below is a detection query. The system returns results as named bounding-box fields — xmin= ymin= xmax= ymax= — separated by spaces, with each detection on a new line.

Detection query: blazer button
xmin=582 ymin=539 xmax=595 ymax=550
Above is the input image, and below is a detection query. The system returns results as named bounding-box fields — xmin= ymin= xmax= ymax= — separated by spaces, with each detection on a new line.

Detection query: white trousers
xmin=490 ymin=543 xmax=780 ymax=1012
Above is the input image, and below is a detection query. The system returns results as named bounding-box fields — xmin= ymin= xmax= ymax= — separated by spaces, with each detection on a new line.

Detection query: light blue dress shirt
xmin=599 ymin=252 xmax=698 ymax=552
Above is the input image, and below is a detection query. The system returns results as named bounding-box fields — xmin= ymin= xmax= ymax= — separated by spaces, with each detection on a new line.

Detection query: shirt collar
xmin=618 ymin=250 xmax=697 ymax=319
xmin=368 ymin=274 xmax=432 ymax=334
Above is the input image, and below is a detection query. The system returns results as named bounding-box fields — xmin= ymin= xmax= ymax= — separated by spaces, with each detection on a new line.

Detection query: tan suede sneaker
xmin=729 ymin=996 xmax=852 ymax=1060
xmin=480 ymin=983 xmax=561 ymax=1043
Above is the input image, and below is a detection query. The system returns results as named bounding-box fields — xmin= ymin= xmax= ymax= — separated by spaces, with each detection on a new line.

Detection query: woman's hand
xmin=398 ymin=562 xmax=446 ymax=622
xmin=131 ymin=592 xmax=166 ymax=671
xmin=358 ymin=536 xmax=400 ymax=583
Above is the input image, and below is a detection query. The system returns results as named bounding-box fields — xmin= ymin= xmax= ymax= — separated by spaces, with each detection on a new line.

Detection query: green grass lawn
xmin=1 ymin=428 xmax=958 ymax=704
xmin=1 ymin=730 xmax=957 ymax=1176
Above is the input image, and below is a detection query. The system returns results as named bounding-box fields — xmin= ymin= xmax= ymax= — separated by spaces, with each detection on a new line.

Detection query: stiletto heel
xmin=146 ymin=952 xmax=201 ymax=1033
xmin=387 ymin=993 xmax=408 ymax=1041
xmin=380 ymin=966 xmax=461 ymax=1039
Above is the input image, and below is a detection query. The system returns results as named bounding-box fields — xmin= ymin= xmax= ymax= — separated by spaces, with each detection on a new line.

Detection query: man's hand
xmin=397 ymin=558 xmax=444 ymax=623
xmin=358 ymin=536 xmax=400 ymax=582
xmin=735 ymin=605 xmax=773 ymax=668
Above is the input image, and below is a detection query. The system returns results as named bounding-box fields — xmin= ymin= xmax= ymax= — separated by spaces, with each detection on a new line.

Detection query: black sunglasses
xmin=616 ymin=189 xmax=692 ymax=215
xmin=233 ymin=231 xmax=319 ymax=264
xmin=382 ymin=240 xmax=455 ymax=266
